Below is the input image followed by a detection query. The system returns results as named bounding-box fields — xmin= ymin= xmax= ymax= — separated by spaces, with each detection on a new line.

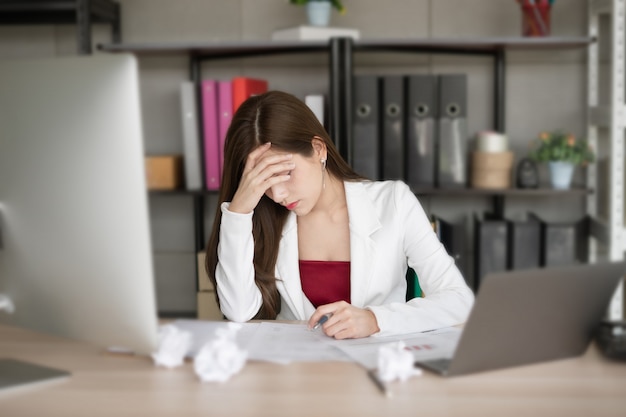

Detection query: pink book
xmin=201 ymin=79 xmax=220 ymax=190
xmin=217 ymin=80 xmax=233 ymax=183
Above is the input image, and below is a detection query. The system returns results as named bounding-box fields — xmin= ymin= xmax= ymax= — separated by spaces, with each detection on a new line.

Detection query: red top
xmin=299 ymin=260 xmax=351 ymax=308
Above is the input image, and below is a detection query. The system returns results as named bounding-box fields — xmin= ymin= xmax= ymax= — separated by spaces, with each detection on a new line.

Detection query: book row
xmin=177 ymin=73 xmax=492 ymax=193
xmin=180 ymin=76 xmax=268 ymax=191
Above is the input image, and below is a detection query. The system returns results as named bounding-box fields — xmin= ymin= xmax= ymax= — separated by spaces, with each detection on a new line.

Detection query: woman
xmin=206 ymin=90 xmax=473 ymax=339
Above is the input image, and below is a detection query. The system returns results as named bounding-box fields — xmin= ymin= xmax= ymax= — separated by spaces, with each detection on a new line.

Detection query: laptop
xmin=415 ymin=261 xmax=625 ymax=377
xmin=0 ymin=359 xmax=70 ymax=393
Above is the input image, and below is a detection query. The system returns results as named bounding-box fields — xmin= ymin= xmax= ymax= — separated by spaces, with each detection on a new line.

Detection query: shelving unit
xmin=100 ymin=35 xmax=595 ymax=315
xmin=0 ymin=0 xmax=121 ymax=54
xmin=100 ymin=35 xmax=594 ymax=246
xmin=588 ymin=0 xmax=625 ymax=320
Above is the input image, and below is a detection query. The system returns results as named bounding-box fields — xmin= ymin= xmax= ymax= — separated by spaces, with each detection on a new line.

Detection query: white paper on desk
xmin=245 ymin=322 xmax=352 ymax=364
xmin=329 ymin=327 xmax=462 ymax=370
xmin=173 ymin=320 xmax=351 ymax=364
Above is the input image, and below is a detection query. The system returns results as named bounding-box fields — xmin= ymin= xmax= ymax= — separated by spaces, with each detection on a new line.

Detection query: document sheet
xmin=174 ymin=320 xmax=461 ymax=369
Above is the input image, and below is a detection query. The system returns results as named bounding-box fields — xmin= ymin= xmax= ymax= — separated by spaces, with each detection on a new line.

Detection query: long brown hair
xmin=205 ymin=90 xmax=362 ymax=319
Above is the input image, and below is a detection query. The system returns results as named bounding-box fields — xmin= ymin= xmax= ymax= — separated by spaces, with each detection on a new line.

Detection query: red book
xmin=201 ymin=79 xmax=220 ymax=190
xmin=231 ymin=77 xmax=268 ymax=113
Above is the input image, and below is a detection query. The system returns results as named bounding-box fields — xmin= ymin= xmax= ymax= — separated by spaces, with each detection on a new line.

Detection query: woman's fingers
xmin=311 ymin=302 xmax=379 ymax=340
xmin=242 ymin=142 xmax=271 ymax=173
xmin=246 ymin=158 xmax=293 ymax=185
xmin=229 ymin=145 xmax=295 ymax=213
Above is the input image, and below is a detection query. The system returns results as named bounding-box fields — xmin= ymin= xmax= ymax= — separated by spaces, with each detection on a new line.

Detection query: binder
xmin=406 ymin=74 xmax=437 ymax=187
xmin=217 ymin=80 xmax=233 ymax=183
xmin=474 ymin=213 xmax=508 ymax=291
xmin=540 ymin=216 xmax=589 ymax=267
xmin=437 ymin=74 xmax=468 ymax=188
xmin=179 ymin=81 xmax=203 ymax=190
xmin=201 ymin=79 xmax=220 ymax=190
xmin=380 ymin=75 xmax=405 ymax=180
xmin=507 ymin=213 xmax=541 ymax=270
xmin=433 ymin=215 xmax=468 ymax=288
xmin=352 ymin=75 xmax=380 ymax=180
xmin=231 ymin=77 xmax=268 ymax=113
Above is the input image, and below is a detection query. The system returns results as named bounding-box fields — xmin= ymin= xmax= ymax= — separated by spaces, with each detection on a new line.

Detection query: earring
xmin=320 ymin=158 xmax=327 ymax=189
xmin=321 ymin=158 xmax=327 ymax=170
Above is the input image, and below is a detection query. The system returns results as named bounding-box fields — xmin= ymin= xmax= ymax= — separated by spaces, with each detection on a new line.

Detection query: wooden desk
xmin=1 ymin=323 xmax=625 ymax=417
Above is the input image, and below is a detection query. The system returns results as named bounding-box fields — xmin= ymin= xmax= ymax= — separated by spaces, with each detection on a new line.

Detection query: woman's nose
xmin=269 ymin=183 xmax=288 ymax=203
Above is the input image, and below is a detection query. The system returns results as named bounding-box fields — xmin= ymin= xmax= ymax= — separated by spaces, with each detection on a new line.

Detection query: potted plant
xmin=290 ymin=0 xmax=346 ymax=27
xmin=528 ymin=130 xmax=595 ymax=189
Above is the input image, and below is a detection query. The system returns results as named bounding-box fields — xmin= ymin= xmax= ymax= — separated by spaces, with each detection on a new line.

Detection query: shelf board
xmin=98 ymin=36 xmax=594 ymax=58
xmin=148 ymin=189 xmax=218 ymax=196
xmin=412 ymin=186 xmax=592 ymax=197
xmin=147 ymin=187 xmax=591 ymax=197
xmin=0 ymin=0 xmax=120 ymax=24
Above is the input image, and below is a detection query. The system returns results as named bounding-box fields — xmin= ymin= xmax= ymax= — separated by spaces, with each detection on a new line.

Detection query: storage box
xmin=507 ymin=213 xmax=541 ymax=270
xmin=145 ymin=155 xmax=183 ymax=190
xmin=433 ymin=215 xmax=469 ymax=289
xmin=197 ymin=251 xmax=221 ymax=320
xmin=197 ymin=291 xmax=223 ymax=320
xmin=471 ymin=151 xmax=514 ymax=189
xmin=197 ymin=251 xmax=214 ymax=291
xmin=474 ymin=213 xmax=508 ymax=290
xmin=539 ymin=216 xmax=589 ymax=267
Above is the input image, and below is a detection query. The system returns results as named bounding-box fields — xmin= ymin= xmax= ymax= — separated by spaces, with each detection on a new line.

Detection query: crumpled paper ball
xmin=0 ymin=294 xmax=15 ymax=314
xmin=377 ymin=341 xmax=423 ymax=382
xmin=193 ymin=322 xmax=247 ymax=383
xmin=151 ymin=324 xmax=193 ymax=369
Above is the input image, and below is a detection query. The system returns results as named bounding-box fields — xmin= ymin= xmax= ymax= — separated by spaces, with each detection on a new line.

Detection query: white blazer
xmin=216 ymin=180 xmax=474 ymax=337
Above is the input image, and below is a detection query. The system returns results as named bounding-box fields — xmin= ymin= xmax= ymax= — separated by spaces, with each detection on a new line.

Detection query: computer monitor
xmin=0 ymin=54 xmax=159 ymax=355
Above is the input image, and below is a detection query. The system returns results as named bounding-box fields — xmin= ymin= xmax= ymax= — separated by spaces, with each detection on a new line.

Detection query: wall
xmin=0 ymin=0 xmax=590 ymax=313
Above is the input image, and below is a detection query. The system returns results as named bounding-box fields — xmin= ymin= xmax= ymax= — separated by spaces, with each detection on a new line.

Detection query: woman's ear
xmin=311 ymin=136 xmax=327 ymax=159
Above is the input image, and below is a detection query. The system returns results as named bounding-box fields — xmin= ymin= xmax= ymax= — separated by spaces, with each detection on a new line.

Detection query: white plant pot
xmin=548 ymin=161 xmax=575 ymax=189
xmin=306 ymin=2 xmax=332 ymax=27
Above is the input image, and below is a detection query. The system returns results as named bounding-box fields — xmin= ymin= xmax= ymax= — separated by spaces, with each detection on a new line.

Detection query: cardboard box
xmin=471 ymin=151 xmax=514 ymax=189
xmin=145 ymin=155 xmax=183 ymax=190
xmin=197 ymin=251 xmax=214 ymax=291
xmin=197 ymin=291 xmax=223 ymax=320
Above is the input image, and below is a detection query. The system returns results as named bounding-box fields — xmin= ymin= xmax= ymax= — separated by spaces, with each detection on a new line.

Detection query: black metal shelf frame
xmin=0 ymin=0 xmax=121 ymax=54
xmin=101 ymin=36 xmax=594 ymax=252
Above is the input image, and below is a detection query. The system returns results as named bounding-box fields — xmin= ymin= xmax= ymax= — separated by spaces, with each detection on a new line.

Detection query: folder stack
xmin=350 ymin=72 xmax=472 ymax=188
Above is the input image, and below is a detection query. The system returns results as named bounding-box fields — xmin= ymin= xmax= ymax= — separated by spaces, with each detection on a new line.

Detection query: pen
xmin=312 ymin=313 xmax=332 ymax=330
xmin=367 ymin=369 xmax=392 ymax=398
